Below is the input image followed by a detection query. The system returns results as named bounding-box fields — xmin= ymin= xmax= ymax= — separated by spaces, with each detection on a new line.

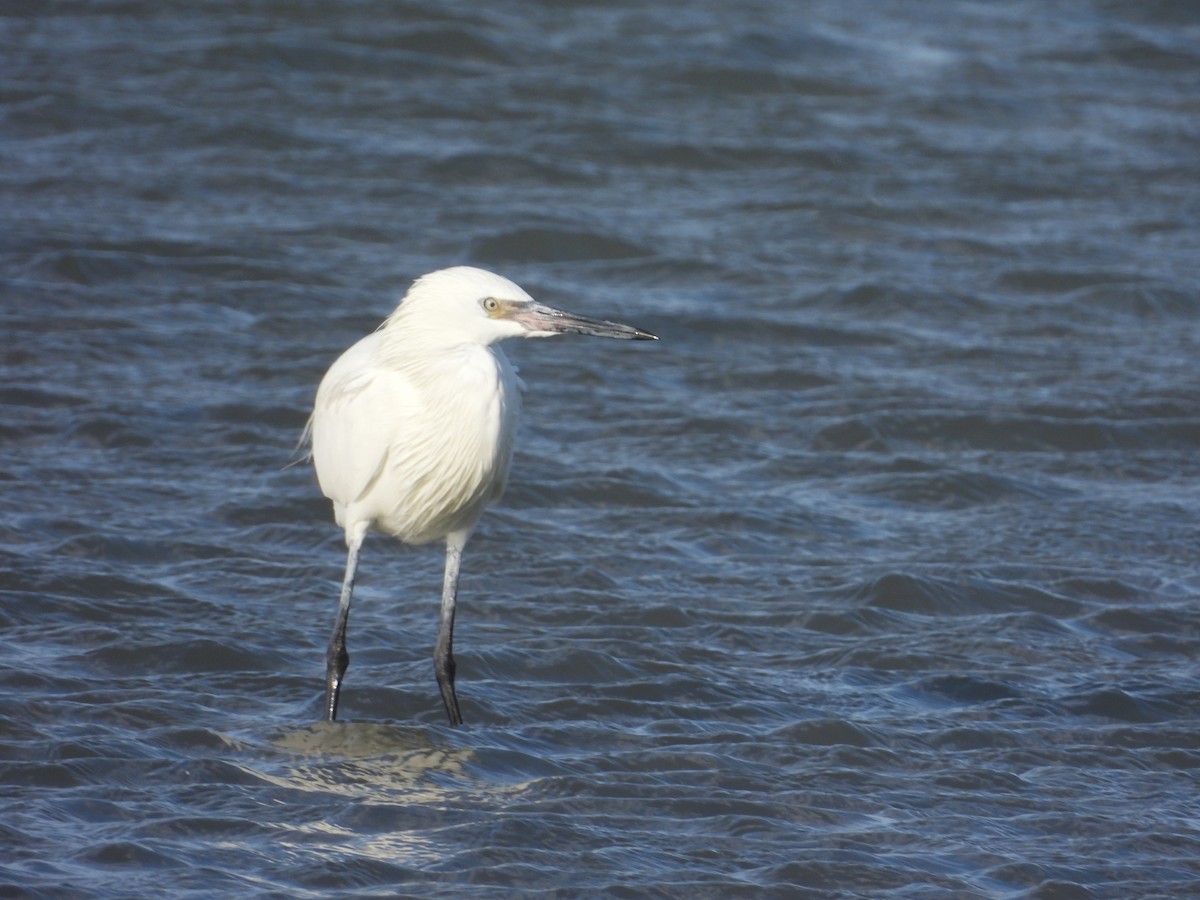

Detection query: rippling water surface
xmin=3 ymin=1 xmax=1199 ymax=896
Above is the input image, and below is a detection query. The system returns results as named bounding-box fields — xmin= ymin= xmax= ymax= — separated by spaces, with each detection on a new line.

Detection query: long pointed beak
xmin=512 ymin=302 xmax=658 ymax=341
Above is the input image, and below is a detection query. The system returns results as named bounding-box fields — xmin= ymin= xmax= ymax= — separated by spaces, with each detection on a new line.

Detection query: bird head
xmin=391 ymin=266 xmax=657 ymax=346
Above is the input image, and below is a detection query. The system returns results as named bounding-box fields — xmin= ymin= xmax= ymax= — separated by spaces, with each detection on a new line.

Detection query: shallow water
xmin=2 ymin=1 xmax=1200 ymax=896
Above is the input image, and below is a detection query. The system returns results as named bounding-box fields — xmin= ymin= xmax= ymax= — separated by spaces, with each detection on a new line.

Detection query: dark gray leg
xmin=434 ymin=540 xmax=464 ymax=726
xmin=324 ymin=536 xmax=362 ymax=722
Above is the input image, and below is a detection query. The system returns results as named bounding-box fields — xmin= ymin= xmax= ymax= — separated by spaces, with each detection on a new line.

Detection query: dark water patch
xmin=0 ymin=385 xmax=89 ymax=409
xmin=505 ymin=461 xmax=686 ymax=511
xmin=1061 ymin=280 xmax=1200 ymax=319
xmin=798 ymin=606 xmax=922 ymax=637
xmin=559 ymin=254 xmax=733 ymax=290
xmin=931 ymin=726 xmax=1025 ymax=752
xmin=197 ymin=400 xmax=308 ymax=431
xmin=816 ymin=410 xmax=1200 ymax=454
xmin=810 ymin=417 xmax=890 ymax=453
xmin=806 ymin=280 xmax=990 ymax=317
xmin=914 ymin=674 xmax=1023 ymax=706
xmin=63 ymin=415 xmax=156 ymax=449
xmin=665 ymin=64 xmax=794 ymax=96
xmin=1098 ymin=26 xmax=1200 ymax=72
xmin=375 ymin=25 xmax=511 ymax=65
xmin=131 ymin=813 xmax=279 ymax=846
xmin=15 ymin=571 xmax=188 ymax=620
xmin=677 ymin=310 xmax=897 ymax=348
xmin=47 ymin=530 xmax=227 ymax=570
xmin=687 ymin=364 xmax=835 ymax=394
xmin=472 ymin=643 xmax=640 ymax=687
xmin=426 ymin=151 xmax=595 ymax=186
xmin=1063 ymin=686 xmax=1177 ymax=724
xmin=83 ymin=636 xmax=287 ymax=678
xmin=767 ymin=718 xmax=878 ymax=748
xmin=4 ymin=760 xmax=88 ymax=790
xmin=997 ymin=267 xmax=1151 ymax=295
xmin=851 ymin=468 xmax=1062 ymax=509
xmin=851 ymin=573 xmax=1082 ymax=618
xmin=472 ymin=228 xmax=653 ymax=264
xmin=1084 ymin=603 xmax=1197 ymax=637
xmin=74 ymin=840 xmax=182 ymax=868
xmin=538 ymin=468 xmax=685 ymax=510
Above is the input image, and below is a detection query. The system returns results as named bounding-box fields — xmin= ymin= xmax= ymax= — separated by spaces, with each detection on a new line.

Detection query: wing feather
xmin=309 ymin=333 xmax=420 ymax=513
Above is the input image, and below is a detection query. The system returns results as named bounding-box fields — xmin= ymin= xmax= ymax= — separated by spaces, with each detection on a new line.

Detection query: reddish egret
xmin=306 ymin=266 xmax=656 ymax=724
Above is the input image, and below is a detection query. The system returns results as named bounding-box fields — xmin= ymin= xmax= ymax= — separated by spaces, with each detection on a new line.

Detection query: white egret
xmin=306 ymin=266 xmax=656 ymax=725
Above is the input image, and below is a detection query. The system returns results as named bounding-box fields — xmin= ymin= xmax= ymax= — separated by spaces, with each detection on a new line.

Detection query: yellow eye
xmin=482 ymin=297 xmax=500 ymax=313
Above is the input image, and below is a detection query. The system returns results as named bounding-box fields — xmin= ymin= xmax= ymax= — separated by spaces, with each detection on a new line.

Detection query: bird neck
xmin=375 ymin=320 xmax=507 ymax=380
xmin=382 ymin=304 xmax=501 ymax=352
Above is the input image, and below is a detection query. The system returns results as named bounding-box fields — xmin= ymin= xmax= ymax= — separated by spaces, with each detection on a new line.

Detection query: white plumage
xmin=312 ymin=305 xmax=520 ymax=547
xmin=306 ymin=266 xmax=656 ymax=725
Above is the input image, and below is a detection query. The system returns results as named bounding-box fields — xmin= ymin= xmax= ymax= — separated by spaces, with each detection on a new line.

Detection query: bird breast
xmin=312 ymin=335 xmax=521 ymax=546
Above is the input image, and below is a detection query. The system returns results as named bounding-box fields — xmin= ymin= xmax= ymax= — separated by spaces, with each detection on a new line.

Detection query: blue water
xmin=2 ymin=2 xmax=1199 ymax=896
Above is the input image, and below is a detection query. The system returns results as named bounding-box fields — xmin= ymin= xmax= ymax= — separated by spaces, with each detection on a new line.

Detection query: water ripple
xmin=3 ymin=0 xmax=1200 ymax=896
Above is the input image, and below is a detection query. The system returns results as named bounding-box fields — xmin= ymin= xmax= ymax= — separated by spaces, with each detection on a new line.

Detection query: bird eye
xmin=481 ymin=297 xmax=499 ymax=313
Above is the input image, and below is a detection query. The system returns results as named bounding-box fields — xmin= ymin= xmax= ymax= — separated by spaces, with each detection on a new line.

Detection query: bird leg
xmin=324 ymin=535 xmax=362 ymax=722
xmin=434 ymin=540 xmax=465 ymax=726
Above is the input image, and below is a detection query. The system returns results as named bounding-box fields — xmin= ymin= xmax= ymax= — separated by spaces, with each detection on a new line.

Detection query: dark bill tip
xmin=516 ymin=303 xmax=659 ymax=341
